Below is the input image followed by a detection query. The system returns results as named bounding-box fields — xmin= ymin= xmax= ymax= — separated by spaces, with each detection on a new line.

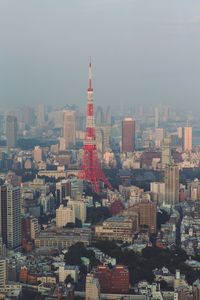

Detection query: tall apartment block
xmin=62 ymin=110 xmax=76 ymax=150
xmin=122 ymin=118 xmax=135 ymax=152
xmin=0 ymin=185 xmax=21 ymax=250
xmin=184 ymin=123 xmax=192 ymax=152
xmin=6 ymin=116 xmax=17 ymax=148
xmin=165 ymin=165 xmax=179 ymax=206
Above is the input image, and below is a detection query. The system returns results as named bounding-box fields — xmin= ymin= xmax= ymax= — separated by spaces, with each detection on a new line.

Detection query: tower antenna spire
xmin=88 ymin=56 xmax=93 ymax=91
xmin=78 ymin=59 xmax=113 ymax=194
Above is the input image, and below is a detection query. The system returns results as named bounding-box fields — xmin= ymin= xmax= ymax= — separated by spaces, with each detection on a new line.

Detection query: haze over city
xmin=0 ymin=0 xmax=200 ymax=109
xmin=2 ymin=1 xmax=200 ymax=300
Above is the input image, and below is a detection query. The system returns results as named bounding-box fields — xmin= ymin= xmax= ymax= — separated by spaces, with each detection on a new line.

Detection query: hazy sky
xmin=0 ymin=0 xmax=200 ymax=109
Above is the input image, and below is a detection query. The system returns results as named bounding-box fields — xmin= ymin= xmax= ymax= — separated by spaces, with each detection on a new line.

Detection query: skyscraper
xmin=63 ymin=110 xmax=76 ymax=149
xmin=138 ymin=201 xmax=157 ymax=234
xmin=6 ymin=116 xmax=18 ymax=148
xmin=0 ymin=185 xmax=21 ymax=250
xmin=122 ymin=118 xmax=135 ymax=152
xmin=155 ymin=107 xmax=159 ymax=129
xmin=165 ymin=165 xmax=179 ymax=205
xmin=184 ymin=122 xmax=192 ymax=152
xmin=37 ymin=104 xmax=45 ymax=127
xmin=161 ymin=137 xmax=172 ymax=169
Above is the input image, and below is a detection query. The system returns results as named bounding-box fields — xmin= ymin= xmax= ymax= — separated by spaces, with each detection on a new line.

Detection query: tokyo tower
xmin=78 ymin=58 xmax=113 ymax=194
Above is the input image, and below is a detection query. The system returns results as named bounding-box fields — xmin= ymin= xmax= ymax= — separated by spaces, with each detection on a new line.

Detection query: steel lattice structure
xmin=78 ymin=58 xmax=113 ymax=194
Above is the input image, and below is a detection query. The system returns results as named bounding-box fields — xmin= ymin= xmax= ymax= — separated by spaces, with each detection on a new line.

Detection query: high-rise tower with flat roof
xmin=6 ymin=116 xmax=17 ymax=148
xmin=122 ymin=118 xmax=135 ymax=152
xmin=0 ymin=185 xmax=21 ymax=250
xmin=63 ymin=110 xmax=76 ymax=149
xmin=184 ymin=122 xmax=192 ymax=152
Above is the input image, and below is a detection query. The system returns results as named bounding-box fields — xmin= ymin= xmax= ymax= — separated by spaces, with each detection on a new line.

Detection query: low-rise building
xmin=95 ymin=217 xmax=133 ymax=243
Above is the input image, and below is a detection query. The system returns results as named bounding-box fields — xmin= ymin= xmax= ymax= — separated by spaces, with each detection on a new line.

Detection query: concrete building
xmin=165 ymin=165 xmax=179 ymax=206
xmin=67 ymin=199 xmax=86 ymax=223
xmin=56 ymin=204 xmax=75 ymax=227
xmin=95 ymin=217 xmax=133 ymax=243
xmin=150 ymin=182 xmax=165 ymax=204
xmin=184 ymin=123 xmax=192 ymax=152
xmin=193 ymin=278 xmax=200 ymax=300
xmin=155 ymin=107 xmax=159 ymax=129
xmin=22 ymin=215 xmax=40 ymax=240
xmin=162 ymin=137 xmax=172 ymax=169
xmin=59 ymin=264 xmax=79 ymax=283
xmin=63 ymin=110 xmax=76 ymax=149
xmin=6 ymin=116 xmax=17 ymax=148
xmin=33 ymin=146 xmax=43 ymax=162
xmin=155 ymin=128 xmax=164 ymax=148
xmin=0 ymin=185 xmax=21 ymax=250
xmin=122 ymin=118 xmax=135 ymax=152
xmin=86 ymin=273 xmax=101 ymax=300
xmin=93 ymin=265 xmax=129 ymax=294
xmin=34 ymin=227 xmax=91 ymax=249
xmin=138 ymin=201 xmax=157 ymax=234
xmin=0 ymin=259 xmax=6 ymax=288
xmin=37 ymin=104 xmax=45 ymax=127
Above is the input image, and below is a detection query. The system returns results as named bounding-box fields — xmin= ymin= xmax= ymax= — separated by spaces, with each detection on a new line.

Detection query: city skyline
xmin=0 ymin=0 xmax=200 ymax=109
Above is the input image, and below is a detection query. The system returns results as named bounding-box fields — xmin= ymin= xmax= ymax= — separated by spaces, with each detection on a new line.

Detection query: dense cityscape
xmin=1 ymin=56 xmax=200 ymax=300
xmin=1 ymin=0 xmax=200 ymax=299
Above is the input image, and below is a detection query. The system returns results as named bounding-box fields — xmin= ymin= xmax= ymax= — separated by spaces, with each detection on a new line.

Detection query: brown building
xmin=193 ymin=278 xmax=200 ymax=300
xmin=93 ymin=265 xmax=129 ymax=294
xmin=138 ymin=201 xmax=157 ymax=234
xmin=122 ymin=118 xmax=135 ymax=152
xmin=20 ymin=266 xmax=28 ymax=283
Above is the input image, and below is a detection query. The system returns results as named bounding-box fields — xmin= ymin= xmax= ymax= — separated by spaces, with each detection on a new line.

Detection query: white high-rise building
xmin=56 ymin=204 xmax=75 ymax=227
xmin=150 ymin=182 xmax=165 ymax=204
xmin=67 ymin=200 xmax=86 ymax=223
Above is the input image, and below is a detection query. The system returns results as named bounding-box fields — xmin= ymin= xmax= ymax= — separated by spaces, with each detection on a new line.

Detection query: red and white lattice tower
xmin=78 ymin=58 xmax=113 ymax=194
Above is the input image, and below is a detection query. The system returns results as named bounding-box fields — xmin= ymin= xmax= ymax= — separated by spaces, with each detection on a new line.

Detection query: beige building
xmin=85 ymin=274 xmax=101 ymax=300
xmin=37 ymin=104 xmax=45 ymax=127
xmin=95 ymin=217 xmax=133 ymax=243
xmin=33 ymin=146 xmax=43 ymax=162
xmin=56 ymin=204 xmax=75 ymax=227
xmin=58 ymin=264 xmax=79 ymax=283
xmin=165 ymin=165 xmax=179 ymax=206
xmin=184 ymin=124 xmax=192 ymax=152
xmin=34 ymin=227 xmax=91 ymax=249
xmin=63 ymin=110 xmax=76 ymax=149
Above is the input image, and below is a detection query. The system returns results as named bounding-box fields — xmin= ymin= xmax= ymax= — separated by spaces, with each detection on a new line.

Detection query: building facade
xmin=184 ymin=124 xmax=192 ymax=152
xmin=56 ymin=204 xmax=75 ymax=227
xmin=0 ymin=185 xmax=21 ymax=250
xmin=93 ymin=265 xmax=129 ymax=294
xmin=122 ymin=118 xmax=135 ymax=152
xmin=6 ymin=116 xmax=17 ymax=148
xmin=165 ymin=165 xmax=179 ymax=205
xmin=63 ymin=110 xmax=76 ymax=150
